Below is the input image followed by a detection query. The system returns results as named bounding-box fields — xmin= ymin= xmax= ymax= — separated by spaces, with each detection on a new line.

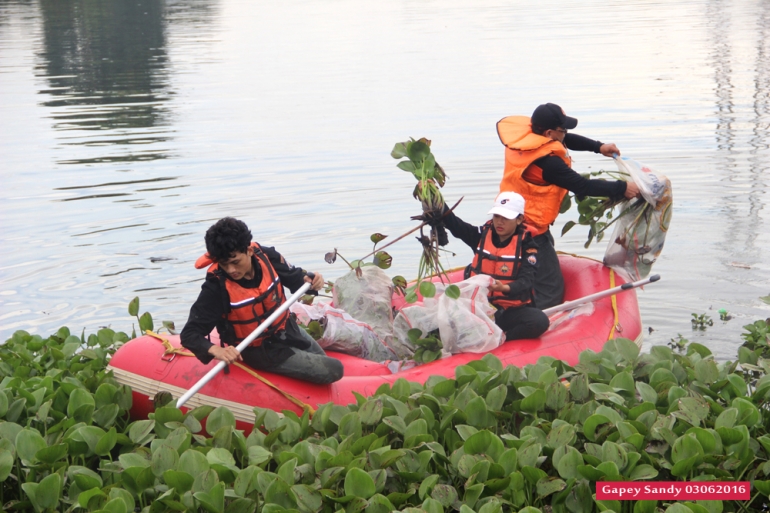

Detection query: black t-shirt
xmin=180 ymin=245 xmax=315 ymax=366
xmin=533 ymin=133 xmax=628 ymax=200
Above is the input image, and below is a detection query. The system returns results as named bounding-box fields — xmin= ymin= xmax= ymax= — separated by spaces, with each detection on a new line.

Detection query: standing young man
xmin=497 ymin=103 xmax=641 ymax=309
xmin=180 ymin=217 xmax=343 ymax=384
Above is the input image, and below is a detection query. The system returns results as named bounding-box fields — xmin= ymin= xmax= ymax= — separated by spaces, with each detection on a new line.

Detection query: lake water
xmin=1 ymin=0 xmax=768 ymax=361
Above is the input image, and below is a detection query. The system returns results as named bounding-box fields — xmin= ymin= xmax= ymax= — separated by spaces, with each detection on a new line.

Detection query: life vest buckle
xmin=161 ymin=353 xmax=176 ymax=363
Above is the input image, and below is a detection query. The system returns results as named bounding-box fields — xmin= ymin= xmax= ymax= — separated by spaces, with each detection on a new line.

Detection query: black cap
xmin=531 ymin=103 xmax=578 ymax=131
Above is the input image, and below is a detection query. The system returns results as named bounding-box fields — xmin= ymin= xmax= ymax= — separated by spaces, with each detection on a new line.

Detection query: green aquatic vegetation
xmin=4 ymin=315 xmax=770 ymax=512
xmin=691 ymin=313 xmax=714 ymax=330
xmin=324 ymin=233 xmax=405 ymax=295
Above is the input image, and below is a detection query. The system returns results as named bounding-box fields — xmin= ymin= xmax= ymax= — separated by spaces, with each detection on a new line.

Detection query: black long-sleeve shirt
xmin=533 ymin=133 xmax=627 ymax=200
xmin=442 ymin=210 xmax=538 ymax=302
xmin=180 ymin=245 xmax=316 ymax=366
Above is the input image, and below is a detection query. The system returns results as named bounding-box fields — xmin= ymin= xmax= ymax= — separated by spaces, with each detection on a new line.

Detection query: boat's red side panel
xmin=109 ymin=255 xmax=641 ymax=424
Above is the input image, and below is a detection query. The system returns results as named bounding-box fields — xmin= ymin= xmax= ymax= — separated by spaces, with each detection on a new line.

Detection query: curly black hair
xmin=204 ymin=217 xmax=253 ymax=261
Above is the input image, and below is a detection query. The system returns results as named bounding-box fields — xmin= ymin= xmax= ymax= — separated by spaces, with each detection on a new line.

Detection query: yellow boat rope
xmin=607 ymin=270 xmax=621 ymax=340
xmin=145 ymin=330 xmax=316 ymax=415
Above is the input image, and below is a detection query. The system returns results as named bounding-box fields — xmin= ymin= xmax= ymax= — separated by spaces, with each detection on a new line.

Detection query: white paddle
xmin=542 ymin=274 xmax=660 ymax=317
xmin=176 ymin=281 xmax=312 ymax=408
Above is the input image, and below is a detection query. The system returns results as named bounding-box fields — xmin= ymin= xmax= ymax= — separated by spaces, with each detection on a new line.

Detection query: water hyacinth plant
xmin=2 ymin=314 xmax=770 ymax=513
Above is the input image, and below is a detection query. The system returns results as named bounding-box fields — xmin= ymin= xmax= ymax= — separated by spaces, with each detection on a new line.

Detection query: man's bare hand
xmin=599 ymin=143 xmax=620 ymax=158
xmin=208 ymin=345 xmax=242 ymax=365
xmin=624 ymin=182 xmax=642 ymax=199
xmin=305 ymin=272 xmax=324 ymax=291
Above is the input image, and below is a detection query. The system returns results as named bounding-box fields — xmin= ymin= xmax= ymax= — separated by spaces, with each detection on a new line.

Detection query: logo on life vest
xmin=528 ymin=255 xmax=537 ymax=265
xmin=500 ymin=264 xmax=510 ymax=274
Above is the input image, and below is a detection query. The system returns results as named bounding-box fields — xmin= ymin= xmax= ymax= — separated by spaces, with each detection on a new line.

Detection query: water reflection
xmin=709 ymin=0 xmax=770 ymax=268
xmin=37 ymin=0 xmax=172 ymax=165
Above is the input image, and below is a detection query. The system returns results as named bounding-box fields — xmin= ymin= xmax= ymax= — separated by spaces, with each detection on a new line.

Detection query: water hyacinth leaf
xmin=128 ymin=419 xmax=155 ymax=445
xmin=95 ymin=426 xmax=118 ymax=456
xmin=445 ymin=284 xmax=461 ymax=300
xmin=517 ymin=442 xmax=542 ymax=469
xmin=206 ymin=406 xmax=236 ymax=435
xmin=248 ymin=445 xmax=272 ymax=466
xmin=292 ymin=484 xmax=323 ymax=513
xmin=179 ymin=448 xmax=211 ymax=477
xmin=570 ymin=373 xmax=589 ymax=402
xmin=634 ymin=501 xmax=658 ymax=513
xmin=672 ymin=433 xmax=704 ymax=464
xmin=373 ymin=251 xmax=392 ymax=269
xmin=194 ymin=481 xmax=225 ymax=513
xmin=152 ymin=444 xmax=180 ymax=476
xmin=359 ymin=398 xmax=383 ymax=425
xmin=103 ymin=497 xmax=128 ymax=513
xmin=164 ymin=469 xmax=195 ymax=494
xmin=128 ymin=297 xmax=140 ymax=317
xmin=0 ymin=450 xmax=14 ymax=481
xmin=136 ymin=312 xmax=153 ymax=333
xmin=649 ymin=368 xmax=678 ymax=389
xmin=264 ymin=477 xmax=296 ymax=509
xmin=431 ymin=483 xmax=459 ymax=508
xmin=609 ymin=372 xmax=635 ymax=394
xmin=419 ymin=280 xmax=437 ymax=299
xmin=555 ymin=446 xmax=583 ymax=480
xmin=537 ymin=476 xmax=567 ymax=498
xmin=67 ymin=387 xmax=95 ymax=417
xmin=432 ymin=378 xmax=456 ymax=398
xmin=694 ymin=359 xmax=719 ymax=384
xmin=35 ymin=442 xmax=68 ymax=464
xmin=15 ymin=428 xmax=47 ymax=463
xmin=583 ymin=414 xmax=611 ymax=442
xmin=731 ymin=397 xmax=760 ymax=427
xmin=71 ymin=466 xmax=104 ymax=490
xmin=521 ymin=388 xmax=546 ymax=413
xmin=629 ymin=464 xmax=658 ymax=480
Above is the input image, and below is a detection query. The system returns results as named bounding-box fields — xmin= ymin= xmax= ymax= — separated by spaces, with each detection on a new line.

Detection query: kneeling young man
xmin=180 ymin=217 xmax=343 ymax=384
xmin=441 ymin=192 xmax=550 ymax=341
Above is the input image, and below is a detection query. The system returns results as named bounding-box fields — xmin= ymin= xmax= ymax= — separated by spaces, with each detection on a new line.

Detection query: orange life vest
xmin=195 ymin=242 xmax=288 ymax=346
xmin=497 ymin=116 xmax=572 ymax=236
xmin=465 ymin=221 xmax=535 ymax=309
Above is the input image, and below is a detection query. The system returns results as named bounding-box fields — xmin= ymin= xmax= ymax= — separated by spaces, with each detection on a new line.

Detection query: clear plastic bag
xmin=290 ymin=302 xmax=396 ymax=362
xmin=392 ymin=303 xmax=441 ymax=360
xmin=434 ymin=275 xmax=504 ymax=354
xmin=392 ymin=275 xmax=504 ymax=357
xmin=604 ymin=157 xmax=673 ymax=282
xmin=333 ymin=266 xmax=394 ymax=346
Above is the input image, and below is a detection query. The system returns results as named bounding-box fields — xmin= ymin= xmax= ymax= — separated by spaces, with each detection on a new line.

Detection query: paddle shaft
xmin=542 ymin=274 xmax=660 ymax=317
xmin=176 ymin=281 xmax=312 ymax=408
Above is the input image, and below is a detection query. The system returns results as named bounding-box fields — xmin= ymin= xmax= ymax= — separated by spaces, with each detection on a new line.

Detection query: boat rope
xmin=145 ymin=330 xmax=316 ymax=416
xmin=607 ymin=270 xmax=622 ymax=340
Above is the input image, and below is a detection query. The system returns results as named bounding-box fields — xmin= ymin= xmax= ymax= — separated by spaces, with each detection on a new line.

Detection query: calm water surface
xmin=1 ymin=0 xmax=768 ymax=360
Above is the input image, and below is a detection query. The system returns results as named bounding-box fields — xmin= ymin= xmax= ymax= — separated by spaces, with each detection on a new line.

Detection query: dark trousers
xmin=494 ymin=305 xmax=550 ymax=341
xmin=532 ymin=230 xmax=564 ymax=309
xmin=241 ymin=331 xmax=343 ymax=385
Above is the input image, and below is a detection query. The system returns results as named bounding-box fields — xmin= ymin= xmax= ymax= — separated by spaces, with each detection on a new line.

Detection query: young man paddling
xmin=497 ymin=103 xmax=642 ymax=309
xmin=439 ymin=192 xmax=550 ymax=341
xmin=180 ymin=217 xmax=343 ymax=384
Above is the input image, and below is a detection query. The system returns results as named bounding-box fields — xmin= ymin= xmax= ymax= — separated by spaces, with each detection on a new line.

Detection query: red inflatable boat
xmin=108 ymin=255 xmax=644 ymax=428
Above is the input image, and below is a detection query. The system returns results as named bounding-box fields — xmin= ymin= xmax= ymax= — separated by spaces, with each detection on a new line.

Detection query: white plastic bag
xmin=434 ymin=275 xmax=505 ymax=354
xmin=604 ymin=157 xmax=673 ymax=282
xmin=290 ymin=302 xmax=397 ymax=362
xmin=392 ymin=275 xmax=504 ymax=357
xmin=333 ymin=266 xmax=394 ymax=345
